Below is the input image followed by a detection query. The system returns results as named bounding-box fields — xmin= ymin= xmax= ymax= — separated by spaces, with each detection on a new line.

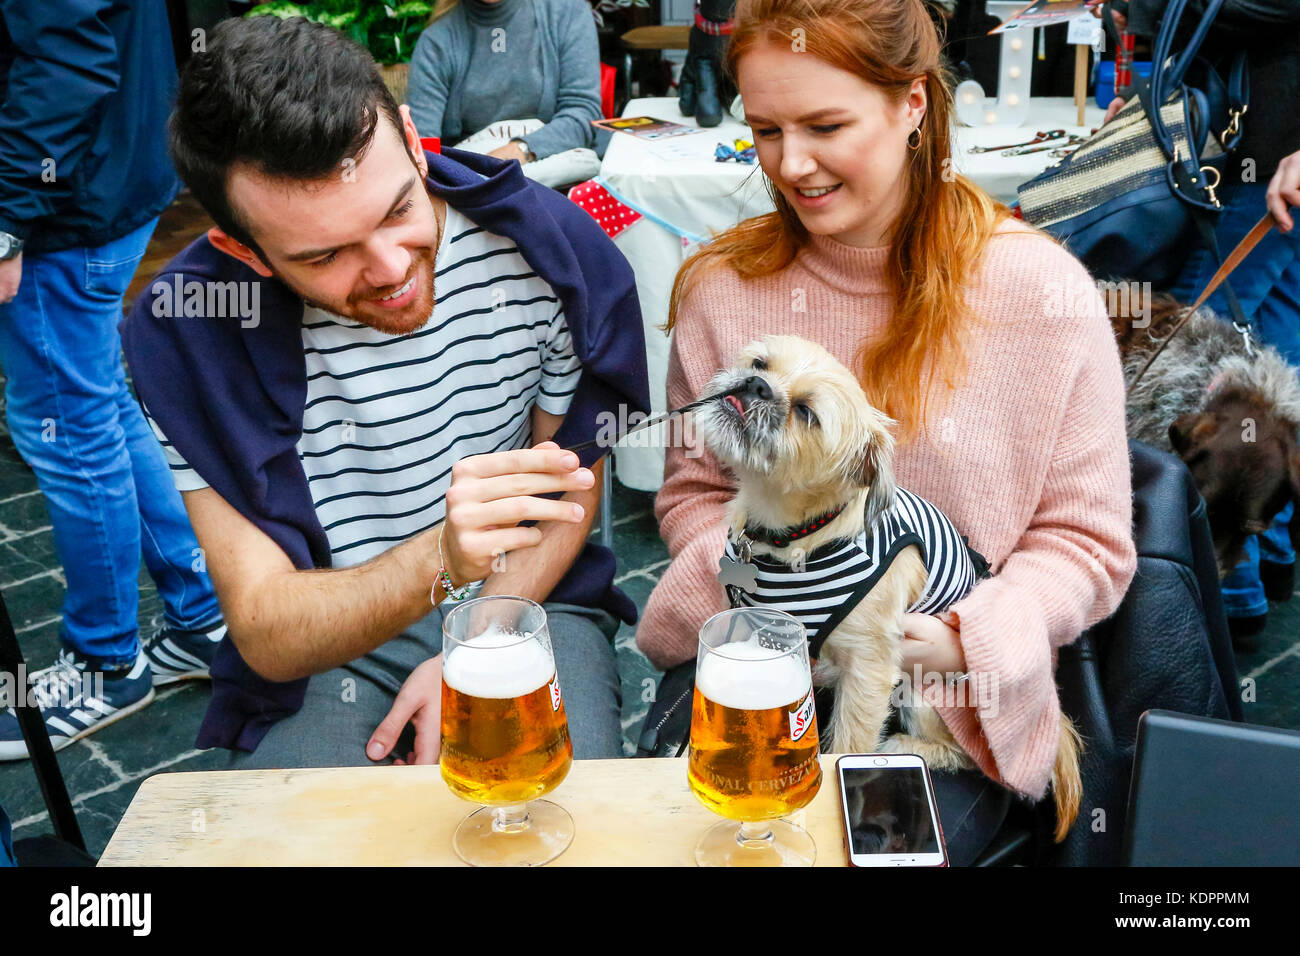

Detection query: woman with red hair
xmin=638 ymin=0 xmax=1138 ymax=864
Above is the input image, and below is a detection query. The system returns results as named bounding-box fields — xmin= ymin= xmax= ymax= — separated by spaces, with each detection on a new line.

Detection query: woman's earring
xmin=907 ymin=125 xmax=923 ymax=150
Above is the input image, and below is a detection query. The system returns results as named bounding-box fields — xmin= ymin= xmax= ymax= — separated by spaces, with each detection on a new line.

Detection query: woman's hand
xmin=1267 ymin=149 xmax=1300 ymax=232
xmin=899 ymin=611 xmax=965 ymax=677
xmin=440 ymin=441 xmax=593 ymax=587
xmin=367 ymin=655 xmax=444 ymax=765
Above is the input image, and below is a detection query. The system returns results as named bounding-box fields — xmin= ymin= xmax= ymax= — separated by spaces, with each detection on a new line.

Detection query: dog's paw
xmin=879 ymin=734 xmax=973 ymax=772
xmin=877 ymin=734 xmax=913 ymax=754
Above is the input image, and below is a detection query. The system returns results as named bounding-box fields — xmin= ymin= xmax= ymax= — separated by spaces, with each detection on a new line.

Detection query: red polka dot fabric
xmin=568 ymin=180 xmax=643 ymax=240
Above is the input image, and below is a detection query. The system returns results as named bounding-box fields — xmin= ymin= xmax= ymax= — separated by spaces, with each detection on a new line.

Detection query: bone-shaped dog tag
xmin=717 ymin=552 xmax=758 ymax=594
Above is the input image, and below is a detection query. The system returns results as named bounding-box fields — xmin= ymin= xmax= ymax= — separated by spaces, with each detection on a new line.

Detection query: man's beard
xmin=279 ymin=244 xmax=438 ymax=335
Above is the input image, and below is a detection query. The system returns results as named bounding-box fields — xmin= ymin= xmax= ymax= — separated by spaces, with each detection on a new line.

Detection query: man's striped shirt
xmin=147 ymin=203 xmax=582 ymax=567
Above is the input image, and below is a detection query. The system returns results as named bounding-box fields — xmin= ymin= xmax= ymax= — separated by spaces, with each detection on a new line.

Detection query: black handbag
xmin=1018 ymin=0 xmax=1248 ymax=290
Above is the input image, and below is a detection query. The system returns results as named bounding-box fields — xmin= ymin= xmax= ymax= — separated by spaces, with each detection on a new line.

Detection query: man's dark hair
xmin=170 ymin=16 xmax=406 ymax=258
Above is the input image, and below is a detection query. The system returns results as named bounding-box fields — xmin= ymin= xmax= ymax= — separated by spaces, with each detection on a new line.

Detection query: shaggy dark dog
xmin=1114 ymin=294 xmax=1300 ymax=577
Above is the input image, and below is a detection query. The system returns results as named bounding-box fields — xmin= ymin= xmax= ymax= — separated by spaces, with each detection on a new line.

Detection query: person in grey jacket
xmin=407 ymin=0 xmax=606 ymax=184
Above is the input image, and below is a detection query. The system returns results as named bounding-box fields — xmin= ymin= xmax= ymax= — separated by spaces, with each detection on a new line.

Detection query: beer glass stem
xmin=736 ymin=821 xmax=775 ymax=848
xmin=491 ymin=804 xmax=532 ymax=834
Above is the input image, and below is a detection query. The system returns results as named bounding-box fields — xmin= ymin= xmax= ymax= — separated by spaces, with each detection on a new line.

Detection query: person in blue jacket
xmin=0 ymin=0 xmax=224 ymax=762
xmin=120 ymin=16 xmax=649 ymax=766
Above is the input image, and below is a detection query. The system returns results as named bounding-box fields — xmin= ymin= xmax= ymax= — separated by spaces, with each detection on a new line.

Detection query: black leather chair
xmin=1039 ymin=439 xmax=1238 ymax=865
xmin=0 ymin=587 xmax=94 ymax=865
xmin=638 ymin=440 xmax=1240 ymax=866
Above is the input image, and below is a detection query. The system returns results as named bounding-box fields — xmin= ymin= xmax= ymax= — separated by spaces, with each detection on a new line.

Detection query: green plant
xmin=246 ymin=1 xmax=435 ymax=65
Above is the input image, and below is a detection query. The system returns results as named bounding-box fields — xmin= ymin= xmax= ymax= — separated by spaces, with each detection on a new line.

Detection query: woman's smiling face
xmin=736 ymin=39 xmax=926 ymax=248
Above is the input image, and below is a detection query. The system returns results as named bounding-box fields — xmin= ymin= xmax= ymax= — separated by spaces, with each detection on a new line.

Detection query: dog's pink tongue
xmin=725 ymin=394 xmax=745 ymax=417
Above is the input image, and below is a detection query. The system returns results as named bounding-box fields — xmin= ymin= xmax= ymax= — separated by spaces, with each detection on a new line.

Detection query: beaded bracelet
xmin=432 ymin=526 xmax=473 ymax=605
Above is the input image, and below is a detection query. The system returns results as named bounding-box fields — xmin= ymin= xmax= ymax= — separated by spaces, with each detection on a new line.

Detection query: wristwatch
xmin=509 ymin=138 xmax=535 ymax=162
xmin=0 ymin=231 xmax=23 ymax=261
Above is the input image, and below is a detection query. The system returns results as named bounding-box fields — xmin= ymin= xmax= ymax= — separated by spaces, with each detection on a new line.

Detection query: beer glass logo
xmin=788 ymin=687 xmax=815 ymax=742
xmin=548 ymin=676 xmax=562 ymax=712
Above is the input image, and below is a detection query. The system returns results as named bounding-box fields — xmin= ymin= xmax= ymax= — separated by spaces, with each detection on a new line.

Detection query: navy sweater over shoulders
xmin=120 ymin=147 xmax=649 ymax=752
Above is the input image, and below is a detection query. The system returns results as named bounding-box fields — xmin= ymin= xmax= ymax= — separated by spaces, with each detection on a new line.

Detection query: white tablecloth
xmin=606 ymin=96 xmax=1105 ymax=491
xmin=599 ymin=99 xmax=773 ymax=491
xmin=952 ymin=97 xmax=1105 ymax=205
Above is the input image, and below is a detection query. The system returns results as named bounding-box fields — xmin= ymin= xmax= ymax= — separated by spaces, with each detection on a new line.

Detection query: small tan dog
xmin=693 ymin=335 xmax=1081 ymax=841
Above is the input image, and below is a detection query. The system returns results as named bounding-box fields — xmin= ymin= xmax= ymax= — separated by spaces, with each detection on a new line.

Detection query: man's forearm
xmin=478 ymin=460 xmax=602 ymax=603
xmin=235 ymin=525 xmax=444 ymax=682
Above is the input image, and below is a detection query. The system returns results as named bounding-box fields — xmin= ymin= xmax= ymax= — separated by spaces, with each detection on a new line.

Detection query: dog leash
xmin=564 ymin=400 xmax=707 ymax=454
xmin=1127 ymin=212 xmax=1277 ymax=391
xmin=564 ymin=385 xmax=750 ymax=454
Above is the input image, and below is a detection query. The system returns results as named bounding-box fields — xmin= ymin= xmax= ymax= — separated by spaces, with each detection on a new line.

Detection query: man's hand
xmin=486 ymin=141 xmax=531 ymax=164
xmin=440 ymin=441 xmax=594 ymax=587
xmin=1267 ymin=149 xmax=1300 ymax=232
xmin=367 ymin=655 xmax=444 ymax=764
xmin=0 ymin=254 xmax=21 ymax=305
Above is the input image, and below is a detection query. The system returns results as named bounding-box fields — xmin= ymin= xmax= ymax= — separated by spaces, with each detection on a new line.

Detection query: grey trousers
xmin=224 ymin=601 xmax=624 ymax=770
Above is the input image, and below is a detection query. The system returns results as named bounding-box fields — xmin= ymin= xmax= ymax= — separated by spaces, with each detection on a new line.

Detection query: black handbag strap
xmin=1161 ymin=0 xmax=1227 ymax=94
xmin=0 ymin=588 xmax=86 ymax=852
xmin=1136 ymin=0 xmax=1226 ymax=163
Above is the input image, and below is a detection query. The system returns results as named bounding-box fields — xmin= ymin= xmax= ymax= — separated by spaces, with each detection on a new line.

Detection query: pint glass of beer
xmin=687 ymin=607 xmax=821 ymax=866
xmin=440 ymin=596 xmax=574 ymax=866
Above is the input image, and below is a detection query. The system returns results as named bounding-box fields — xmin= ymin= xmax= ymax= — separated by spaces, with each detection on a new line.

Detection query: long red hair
xmin=667 ymin=0 xmax=1011 ymax=440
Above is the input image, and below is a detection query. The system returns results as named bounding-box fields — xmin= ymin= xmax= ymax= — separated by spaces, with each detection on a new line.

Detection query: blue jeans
xmin=0 ymin=219 xmax=220 ymax=667
xmin=1169 ymin=182 xmax=1300 ymax=617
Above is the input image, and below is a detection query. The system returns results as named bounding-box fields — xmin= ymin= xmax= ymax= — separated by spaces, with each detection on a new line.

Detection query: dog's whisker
xmin=564 ymin=386 xmax=746 ymax=455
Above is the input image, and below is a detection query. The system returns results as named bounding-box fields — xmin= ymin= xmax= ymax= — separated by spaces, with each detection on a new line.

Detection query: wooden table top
xmin=620 ymin=26 xmax=691 ymax=50
xmin=99 ymin=755 xmax=851 ymax=867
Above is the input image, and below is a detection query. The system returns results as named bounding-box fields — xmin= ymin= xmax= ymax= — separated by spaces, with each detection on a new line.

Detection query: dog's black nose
xmin=741 ymin=375 xmax=773 ymax=401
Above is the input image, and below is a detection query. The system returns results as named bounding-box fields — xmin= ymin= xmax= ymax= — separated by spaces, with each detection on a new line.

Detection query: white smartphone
xmin=836 ymin=754 xmax=948 ymax=867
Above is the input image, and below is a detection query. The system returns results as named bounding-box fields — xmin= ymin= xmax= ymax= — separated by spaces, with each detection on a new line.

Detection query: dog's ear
xmin=1169 ymin=412 xmax=1215 ymax=456
xmin=854 ymin=435 xmax=897 ymax=526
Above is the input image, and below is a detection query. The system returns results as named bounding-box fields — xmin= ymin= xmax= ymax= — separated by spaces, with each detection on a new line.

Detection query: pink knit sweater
xmin=636 ymin=220 xmax=1138 ymax=800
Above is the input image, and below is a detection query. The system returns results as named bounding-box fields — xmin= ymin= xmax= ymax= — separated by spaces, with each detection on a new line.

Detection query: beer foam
xmin=443 ymin=624 xmax=554 ymax=699
xmin=696 ymin=639 xmax=810 ymax=711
